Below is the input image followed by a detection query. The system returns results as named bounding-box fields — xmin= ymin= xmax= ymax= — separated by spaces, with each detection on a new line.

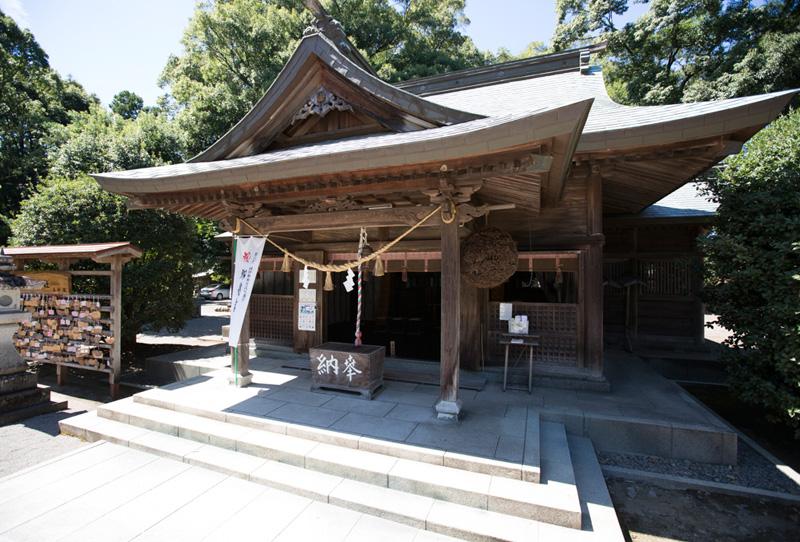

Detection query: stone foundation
xmin=0 ymin=311 xmax=67 ymax=425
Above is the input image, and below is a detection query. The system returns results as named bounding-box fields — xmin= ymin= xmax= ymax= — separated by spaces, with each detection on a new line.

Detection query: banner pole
xmin=232 ymin=237 xmax=238 ymax=387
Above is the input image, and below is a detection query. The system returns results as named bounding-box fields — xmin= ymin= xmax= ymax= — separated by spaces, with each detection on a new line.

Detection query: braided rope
xmin=354 ymin=227 xmax=367 ymax=346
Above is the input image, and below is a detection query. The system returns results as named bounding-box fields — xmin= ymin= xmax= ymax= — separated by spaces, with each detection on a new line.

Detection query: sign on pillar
xmin=229 ymin=236 xmax=266 ymax=387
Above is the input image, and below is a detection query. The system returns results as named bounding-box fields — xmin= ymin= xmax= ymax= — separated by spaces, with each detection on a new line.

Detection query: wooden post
xmin=109 ymin=256 xmax=122 ymax=398
xmin=583 ymin=172 xmax=604 ymax=377
xmin=229 ymin=306 xmax=253 ymax=386
xmin=436 ymin=216 xmax=461 ymax=420
xmin=292 ymin=251 xmax=325 ymax=352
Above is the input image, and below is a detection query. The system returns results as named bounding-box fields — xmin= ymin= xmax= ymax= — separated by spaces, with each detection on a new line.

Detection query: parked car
xmin=200 ymin=283 xmax=230 ymax=300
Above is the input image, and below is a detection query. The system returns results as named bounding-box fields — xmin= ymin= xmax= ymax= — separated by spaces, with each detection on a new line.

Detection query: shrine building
xmin=93 ymin=9 xmax=795 ymax=419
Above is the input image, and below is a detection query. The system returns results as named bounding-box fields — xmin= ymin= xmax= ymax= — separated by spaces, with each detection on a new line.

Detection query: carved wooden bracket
xmin=291 ymin=86 xmax=352 ymax=125
xmin=305 ymin=196 xmax=360 ymax=213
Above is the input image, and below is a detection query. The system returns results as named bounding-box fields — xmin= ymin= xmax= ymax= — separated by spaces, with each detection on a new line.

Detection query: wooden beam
xmin=247 ymin=206 xmax=440 ymax=233
xmin=68 ymin=270 xmax=113 ymax=277
xmin=436 ymin=216 xmax=462 ymax=420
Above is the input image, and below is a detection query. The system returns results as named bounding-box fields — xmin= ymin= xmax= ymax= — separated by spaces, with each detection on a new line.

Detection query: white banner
xmin=228 ymin=236 xmax=266 ymax=347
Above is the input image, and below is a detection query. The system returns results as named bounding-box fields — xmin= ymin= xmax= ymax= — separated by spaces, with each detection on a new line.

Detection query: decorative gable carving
xmin=291 ymin=87 xmax=352 ymax=125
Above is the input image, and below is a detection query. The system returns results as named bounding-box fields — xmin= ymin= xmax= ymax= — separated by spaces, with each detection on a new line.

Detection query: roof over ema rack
xmin=4 ymin=242 xmax=143 ymax=264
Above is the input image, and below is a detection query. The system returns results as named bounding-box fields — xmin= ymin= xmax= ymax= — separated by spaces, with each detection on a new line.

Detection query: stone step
xmin=132 ymin=388 xmax=540 ymax=483
xmin=60 ymin=412 xmax=606 ymax=540
xmin=87 ymin=398 xmax=578 ymax=528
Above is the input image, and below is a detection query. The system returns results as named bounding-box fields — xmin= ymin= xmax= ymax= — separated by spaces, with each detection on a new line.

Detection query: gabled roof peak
xmin=189 ymin=31 xmax=482 ymax=163
xmin=301 ymin=0 xmax=376 ymax=76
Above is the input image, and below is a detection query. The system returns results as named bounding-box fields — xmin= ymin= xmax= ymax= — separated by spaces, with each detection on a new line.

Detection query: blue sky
xmin=1 ymin=0 xmax=647 ymax=107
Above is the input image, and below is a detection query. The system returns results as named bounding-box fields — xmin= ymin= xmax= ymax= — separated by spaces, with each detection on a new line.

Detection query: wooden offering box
xmin=309 ymin=342 xmax=384 ymax=399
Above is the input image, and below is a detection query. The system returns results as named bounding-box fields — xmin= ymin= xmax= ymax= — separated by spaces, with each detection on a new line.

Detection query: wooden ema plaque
xmin=309 ymin=342 xmax=384 ymax=399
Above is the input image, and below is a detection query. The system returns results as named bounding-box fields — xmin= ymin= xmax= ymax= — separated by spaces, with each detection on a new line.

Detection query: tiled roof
xmin=92 ymin=101 xmax=593 ymax=194
xmin=5 ymin=242 xmax=143 ymax=260
xmin=426 ymin=68 xmax=795 ymax=148
xmin=637 ymin=182 xmax=718 ymax=219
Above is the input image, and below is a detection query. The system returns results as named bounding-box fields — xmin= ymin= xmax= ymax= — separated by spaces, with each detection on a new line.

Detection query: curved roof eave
xmin=425 ymin=69 xmax=797 ymax=154
xmin=93 ymin=98 xmax=593 ymax=196
xmin=189 ymin=32 xmax=483 ymax=163
xmin=576 ymin=89 xmax=798 ymax=154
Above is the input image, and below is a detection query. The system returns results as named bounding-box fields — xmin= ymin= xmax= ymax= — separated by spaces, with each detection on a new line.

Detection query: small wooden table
xmin=500 ymin=333 xmax=540 ymax=393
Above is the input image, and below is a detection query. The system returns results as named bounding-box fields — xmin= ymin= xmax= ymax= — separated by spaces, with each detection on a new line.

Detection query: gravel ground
xmin=607 ymin=478 xmax=800 ymax=542
xmin=599 ymin=439 xmax=800 ymax=495
xmin=0 ymin=413 xmax=87 ymax=479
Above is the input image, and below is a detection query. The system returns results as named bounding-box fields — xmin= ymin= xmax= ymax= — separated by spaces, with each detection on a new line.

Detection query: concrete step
xmin=132 ymin=388 xmax=540 ymax=483
xmin=59 ymin=412 xmax=616 ymax=540
xmin=91 ymin=398 xmax=577 ymax=527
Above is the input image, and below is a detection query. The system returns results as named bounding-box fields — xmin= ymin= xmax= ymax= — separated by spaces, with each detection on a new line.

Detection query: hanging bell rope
xmin=354 ymin=227 xmax=367 ymax=346
xmin=233 ymin=203 xmax=445 ymax=273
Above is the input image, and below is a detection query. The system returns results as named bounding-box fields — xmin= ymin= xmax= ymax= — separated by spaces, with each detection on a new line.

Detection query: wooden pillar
xmin=459 ymin=277 xmax=482 ymax=371
xmin=109 ymin=256 xmax=122 ymax=398
xmin=229 ymin=306 xmax=253 ymax=386
xmin=583 ymin=172 xmax=604 ymax=377
xmin=292 ymin=251 xmax=325 ymax=352
xmin=436 ymin=217 xmax=462 ymax=420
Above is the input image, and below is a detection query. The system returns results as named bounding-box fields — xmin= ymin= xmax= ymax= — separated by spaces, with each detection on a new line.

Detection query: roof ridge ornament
xmin=291 ymin=86 xmax=353 ymax=125
xmin=301 ymin=0 xmax=377 ymax=76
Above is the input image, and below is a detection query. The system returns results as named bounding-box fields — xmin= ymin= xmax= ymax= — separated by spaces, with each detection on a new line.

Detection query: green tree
xmin=160 ymin=0 xmax=488 ymax=155
xmin=0 ymin=10 xmax=94 ymax=223
xmin=10 ymin=177 xmax=197 ymax=345
xmin=552 ymin=0 xmax=800 ymax=105
xmin=47 ymin=103 xmax=186 ymax=179
xmin=701 ymin=109 xmax=800 ymax=436
xmin=110 ymin=90 xmax=144 ymax=120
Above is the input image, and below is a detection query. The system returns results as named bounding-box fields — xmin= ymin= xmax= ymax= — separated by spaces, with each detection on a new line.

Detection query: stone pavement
xmin=135 ymin=347 xmax=736 ymax=464
xmin=0 ymin=441 xmax=460 ymax=542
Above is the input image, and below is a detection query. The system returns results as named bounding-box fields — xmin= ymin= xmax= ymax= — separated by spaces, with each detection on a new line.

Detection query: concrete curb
xmin=602 ymin=465 xmax=800 ymax=505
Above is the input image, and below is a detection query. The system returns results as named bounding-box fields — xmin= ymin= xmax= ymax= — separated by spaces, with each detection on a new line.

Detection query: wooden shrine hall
xmin=93 ymin=5 xmax=795 ymax=419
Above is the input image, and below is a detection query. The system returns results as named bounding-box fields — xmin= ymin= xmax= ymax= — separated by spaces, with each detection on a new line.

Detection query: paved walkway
xmin=0 ymin=441 xmax=458 ymax=542
xmin=135 ymin=347 xmax=732 ymax=464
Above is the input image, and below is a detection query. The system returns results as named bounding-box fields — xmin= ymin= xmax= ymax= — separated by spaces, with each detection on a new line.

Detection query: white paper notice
xmin=298 ymin=288 xmax=316 ymax=303
xmin=499 ymin=302 xmax=513 ymax=321
xmin=228 ymin=236 xmax=266 ymax=346
xmin=298 ymin=302 xmax=317 ymax=331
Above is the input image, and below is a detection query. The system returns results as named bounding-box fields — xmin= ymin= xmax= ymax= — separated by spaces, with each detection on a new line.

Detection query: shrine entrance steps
xmin=61 ymin=394 xmax=624 ymax=541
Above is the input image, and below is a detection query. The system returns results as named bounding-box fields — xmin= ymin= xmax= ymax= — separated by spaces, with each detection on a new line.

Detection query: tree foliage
xmin=0 ymin=10 xmax=94 ymax=222
xmin=110 ymin=90 xmax=144 ymax=120
xmin=701 ymin=109 xmax=800 ymax=436
xmin=10 ymin=177 xmax=198 ymax=345
xmin=159 ymin=0 xmax=488 ymax=155
xmin=47 ymin=103 xmax=186 ymax=179
xmin=553 ymin=0 xmax=800 ymax=105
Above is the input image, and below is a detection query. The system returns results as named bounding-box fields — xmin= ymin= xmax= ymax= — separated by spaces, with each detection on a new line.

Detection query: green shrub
xmin=702 ymin=108 xmax=800 ymax=437
xmin=10 ymin=176 xmax=196 ymax=346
